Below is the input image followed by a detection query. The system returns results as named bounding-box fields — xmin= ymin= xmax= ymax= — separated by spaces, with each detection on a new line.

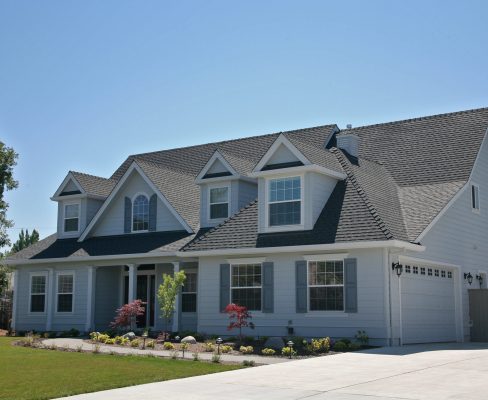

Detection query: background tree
xmin=11 ymin=229 xmax=39 ymax=254
xmin=157 ymin=270 xmax=186 ymax=333
xmin=0 ymin=141 xmax=18 ymax=249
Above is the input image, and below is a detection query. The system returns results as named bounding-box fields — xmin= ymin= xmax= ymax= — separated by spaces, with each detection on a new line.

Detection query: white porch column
xmin=172 ymin=262 xmax=180 ymax=332
xmin=46 ymin=268 xmax=54 ymax=331
xmin=85 ymin=266 xmax=96 ymax=332
xmin=11 ymin=269 xmax=18 ymax=332
xmin=128 ymin=264 xmax=137 ymax=302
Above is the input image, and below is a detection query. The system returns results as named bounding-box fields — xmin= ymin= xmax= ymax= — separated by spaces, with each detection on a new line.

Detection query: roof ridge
xmin=130 ymin=158 xmax=198 ymax=177
xmin=127 ymin=124 xmax=336 ymax=159
xmin=182 ymin=199 xmax=258 ymax=250
xmin=339 ymin=106 xmax=488 ymax=133
xmin=70 ymin=171 xmax=115 ymax=181
xmin=330 ymin=147 xmax=394 ymax=240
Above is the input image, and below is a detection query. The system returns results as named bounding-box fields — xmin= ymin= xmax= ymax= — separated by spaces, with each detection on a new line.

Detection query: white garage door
xmin=401 ymin=265 xmax=456 ymax=344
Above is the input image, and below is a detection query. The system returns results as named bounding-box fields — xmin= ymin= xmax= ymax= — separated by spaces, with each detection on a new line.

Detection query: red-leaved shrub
xmin=110 ymin=300 xmax=145 ymax=330
xmin=224 ymin=303 xmax=254 ymax=341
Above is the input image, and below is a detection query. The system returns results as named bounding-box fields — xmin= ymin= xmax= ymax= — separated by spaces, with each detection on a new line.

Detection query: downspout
xmin=384 ymin=248 xmax=392 ymax=346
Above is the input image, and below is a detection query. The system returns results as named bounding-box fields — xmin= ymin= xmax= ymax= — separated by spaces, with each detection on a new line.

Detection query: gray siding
xmin=197 ymin=249 xmax=388 ymax=344
xmin=405 ymin=132 xmax=488 ymax=341
xmin=94 ymin=266 xmax=122 ymax=331
xmin=92 ymin=170 xmax=183 ymax=237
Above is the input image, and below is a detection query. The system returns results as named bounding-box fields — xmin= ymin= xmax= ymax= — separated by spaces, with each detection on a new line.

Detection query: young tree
xmin=224 ymin=303 xmax=254 ymax=342
xmin=0 ymin=141 xmax=18 ymax=249
xmin=11 ymin=229 xmax=40 ymax=254
xmin=157 ymin=270 xmax=186 ymax=333
xmin=110 ymin=300 xmax=146 ymax=331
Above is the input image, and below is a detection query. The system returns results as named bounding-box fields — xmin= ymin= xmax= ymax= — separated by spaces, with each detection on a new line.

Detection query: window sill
xmin=262 ymin=224 xmax=305 ymax=233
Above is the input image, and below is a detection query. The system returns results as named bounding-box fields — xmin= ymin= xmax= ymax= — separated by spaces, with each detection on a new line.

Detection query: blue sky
xmin=1 ymin=0 xmax=487 ymax=244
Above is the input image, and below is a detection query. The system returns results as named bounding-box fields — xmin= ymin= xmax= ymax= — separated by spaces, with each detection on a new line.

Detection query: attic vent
xmin=337 ymin=134 xmax=360 ymax=158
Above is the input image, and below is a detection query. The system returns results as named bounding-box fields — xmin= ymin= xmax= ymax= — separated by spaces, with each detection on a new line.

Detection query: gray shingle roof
xmin=71 ymin=172 xmax=116 ymax=198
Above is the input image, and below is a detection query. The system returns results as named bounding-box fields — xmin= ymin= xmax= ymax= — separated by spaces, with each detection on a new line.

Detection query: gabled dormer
xmin=250 ymin=134 xmax=346 ymax=233
xmin=195 ymin=150 xmax=258 ymax=228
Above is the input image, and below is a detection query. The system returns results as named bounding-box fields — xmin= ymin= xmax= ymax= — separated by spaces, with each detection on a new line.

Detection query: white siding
xmin=404 ymin=131 xmax=488 ymax=341
xmin=267 ymin=143 xmax=301 ymax=165
xmin=92 ymin=170 xmax=183 ymax=236
xmin=197 ymin=249 xmax=388 ymax=345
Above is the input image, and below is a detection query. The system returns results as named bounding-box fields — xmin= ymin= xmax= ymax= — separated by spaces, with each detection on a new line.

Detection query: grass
xmin=0 ymin=338 xmax=241 ymax=400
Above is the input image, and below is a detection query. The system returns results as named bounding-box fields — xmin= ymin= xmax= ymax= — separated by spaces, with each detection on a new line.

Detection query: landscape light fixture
xmin=464 ymin=272 xmax=474 ymax=285
xmin=216 ymin=337 xmax=223 ymax=355
xmin=392 ymin=262 xmax=403 ymax=277
xmin=287 ymin=340 xmax=294 ymax=359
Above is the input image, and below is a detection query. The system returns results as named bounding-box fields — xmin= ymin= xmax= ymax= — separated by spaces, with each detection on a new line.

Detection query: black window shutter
xmin=124 ymin=197 xmax=132 ymax=233
xmin=219 ymin=264 xmax=230 ymax=312
xmin=295 ymin=260 xmax=308 ymax=313
xmin=149 ymin=194 xmax=157 ymax=231
xmin=344 ymin=258 xmax=358 ymax=313
xmin=262 ymin=262 xmax=274 ymax=313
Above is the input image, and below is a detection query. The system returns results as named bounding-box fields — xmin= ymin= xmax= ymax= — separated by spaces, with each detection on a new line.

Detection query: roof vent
xmin=337 ymin=133 xmax=360 ymax=158
xmin=346 ymin=124 xmax=352 ymax=129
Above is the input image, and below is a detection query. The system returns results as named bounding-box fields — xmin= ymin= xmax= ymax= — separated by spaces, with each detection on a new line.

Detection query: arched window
xmin=132 ymin=194 xmax=149 ymax=231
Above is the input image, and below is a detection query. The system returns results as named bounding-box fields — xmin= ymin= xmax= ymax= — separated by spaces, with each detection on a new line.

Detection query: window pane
xmin=57 ymin=294 xmax=73 ymax=312
xmin=231 ymin=264 xmax=261 ymax=288
xmin=269 ymin=201 xmax=301 ymax=226
xmin=210 ymin=187 xmax=228 ymax=203
xmin=182 ymin=293 xmax=197 ymax=312
xmin=30 ymin=294 xmax=45 ymax=312
xmin=269 ymin=177 xmax=301 ymax=202
xmin=31 ymin=276 xmax=46 ymax=294
xmin=133 ymin=195 xmax=149 ymax=231
xmin=64 ymin=218 xmax=79 ymax=232
xmin=65 ymin=204 xmax=79 ymax=218
xmin=309 ymin=287 xmax=344 ymax=311
xmin=210 ymin=203 xmax=228 ymax=219
xmin=58 ymin=275 xmax=73 ymax=293
xmin=182 ymin=273 xmax=197 ymax=293
xmin=231 ymin=288 xmax=261 ymax=311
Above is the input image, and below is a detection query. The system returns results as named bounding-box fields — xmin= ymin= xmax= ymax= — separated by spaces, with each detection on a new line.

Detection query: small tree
xmin=110 ymin=300 xmax=145 ymax=331
xmin=157 ymin=270 xmax=186 ymax=333
xmin=224 ymin=303 xmax=254 ymax=342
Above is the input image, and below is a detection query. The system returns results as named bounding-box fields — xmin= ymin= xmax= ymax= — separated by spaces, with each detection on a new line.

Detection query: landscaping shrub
xmin=333 ymin=341 xmax=348 ymax=352
xmin=239 ymin=345 xmax=253 ymax=354
xmin=163 ymin=342 xmax=175 ymax=350
xmin=192 ymin=352 xmax=200 ymax=361
xmin=146 ymin=340 xmax=155 ymax=348
xmin=348 ymin=342 xmax=361 ymax=351
xmin=242 ymin=360 xmax=255 ymax=367
xmin=130 ymin=339 xmax=140 ymax=348
xmin=310 ymin=337 xmax=331 ymax=353
xmin=203 ymin=342 xmax=215 ymax=352
xmin=355 ymin=330 xmax=369 ymax=346
xmin=104 ymin=338 xmax=116 ymax=345
xmin=281 ymin=346 xmax=297 ymax=357
xmin=220 ymin=345 xmax=232 ymax=354
xmin=211 ymin=354 xmax=221 ymax=363
xmin=261 ymin=348 xmax=276 ymax=356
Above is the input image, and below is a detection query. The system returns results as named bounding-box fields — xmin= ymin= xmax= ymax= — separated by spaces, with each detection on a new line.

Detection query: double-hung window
xmin=182 ymin=272 xmax=197 ymax=313
xmin=308 ymin=260 xmax=344 ymax=311
xmin=209 ymin=187 xmax=229 ymax=220
xmin=57 ymin=274 xmax=74 ymax=313
xmin=231 ymin=264 xmax=262 ymax=311
xmin=30 ymin=274 xmax=47 ymax=313
xmin=133 ymin=194 xmax=149 ymax=231
xmin=64 ymin=203 xmax=80 ymax=232
xmin=471 ymin=184 xmax=480 ymax=212
xmin=268 ymin=176 xmax=301 ymax=226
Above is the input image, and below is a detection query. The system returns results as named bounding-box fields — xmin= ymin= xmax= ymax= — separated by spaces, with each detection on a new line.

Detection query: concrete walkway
xmin=53 ymin=342 xmax=488 ymax=400
xmin=42 ymin=338 xmax=289 ymax=365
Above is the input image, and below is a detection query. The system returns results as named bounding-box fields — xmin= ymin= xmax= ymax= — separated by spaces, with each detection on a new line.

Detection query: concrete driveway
xmin=56 ymin=343 xmax=488 ymax=400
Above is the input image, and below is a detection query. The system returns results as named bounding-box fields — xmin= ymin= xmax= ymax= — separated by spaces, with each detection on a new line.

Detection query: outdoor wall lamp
xmin=392 ymin=262 xmax=403 ymax=277
xmin=476 ymin=274 xmax=483 ymax=287
xmin=464 ymin=272 xmax=474 ymax=285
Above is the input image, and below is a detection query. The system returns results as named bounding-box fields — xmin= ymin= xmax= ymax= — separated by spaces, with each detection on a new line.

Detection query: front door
xmin=124 ymin=274 xmax=156 ymax=328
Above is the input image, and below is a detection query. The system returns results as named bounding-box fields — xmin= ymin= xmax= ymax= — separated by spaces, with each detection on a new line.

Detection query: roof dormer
xmin=195 ymin=151 xmax=238 ymax=183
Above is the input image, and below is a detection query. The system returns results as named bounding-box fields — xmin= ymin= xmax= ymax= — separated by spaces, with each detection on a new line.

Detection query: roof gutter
xmin=6 ymin=240 xmax=424 ymax=267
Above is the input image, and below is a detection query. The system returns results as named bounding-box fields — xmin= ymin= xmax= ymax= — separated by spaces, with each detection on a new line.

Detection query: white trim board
xmin=195 ymin=151 xmax=239 ymax=183
xmin=52 ymin=172 xmax=85 ymax=198
xmin=79 ymin=161 xmax=193 ymax=241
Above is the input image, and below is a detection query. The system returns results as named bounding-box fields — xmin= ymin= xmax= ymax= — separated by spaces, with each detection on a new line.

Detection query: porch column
xmin=46 ymin=268 xmax=54 ymax=331
xmin=127 ymin=264 xmax=137 ymax=302
xmin=172 ymin=262 xmax=180 ymax=332
xmin=85 ymin=266 xmax=96 ymax=332
xmin=11 ymin=269 xmax=18 ymax=331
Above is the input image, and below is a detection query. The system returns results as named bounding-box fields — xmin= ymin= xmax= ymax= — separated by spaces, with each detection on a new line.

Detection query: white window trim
xmin=230 ymin=263 xmax=263 ymax=312
xmin=307 ymin=259 xmax=346 ymax=313
xmin=471 ymin=183 xmax=480 ymax=213
xmin=55 ymin=271 xmax=75 ymax=314
xmin=131 ymin=192 xmax=150 ymax=233
xmin=181 ymin=271 xmax=198 ymax=314
xmin=208 ymin=184 xmax=231 ymax=222
xmin=264 ymin=174 xmax=305 ymax=232
xmin=63 ymin=201 xmax=81 ymax=234
xmin=28 ymin=271 xmax=48 ymax=315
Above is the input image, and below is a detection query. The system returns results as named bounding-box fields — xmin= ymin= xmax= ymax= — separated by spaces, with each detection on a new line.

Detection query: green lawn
xmin=0 ymin=337 xmax=241 ymax=400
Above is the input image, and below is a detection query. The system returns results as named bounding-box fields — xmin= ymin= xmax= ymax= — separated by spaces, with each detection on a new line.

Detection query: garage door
xmin=401 ymin=265 xmax=456 ymax=344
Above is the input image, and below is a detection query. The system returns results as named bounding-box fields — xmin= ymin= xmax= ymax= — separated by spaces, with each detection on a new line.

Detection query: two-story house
xmin=7 ymin=107 xmax=488 ymax=346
